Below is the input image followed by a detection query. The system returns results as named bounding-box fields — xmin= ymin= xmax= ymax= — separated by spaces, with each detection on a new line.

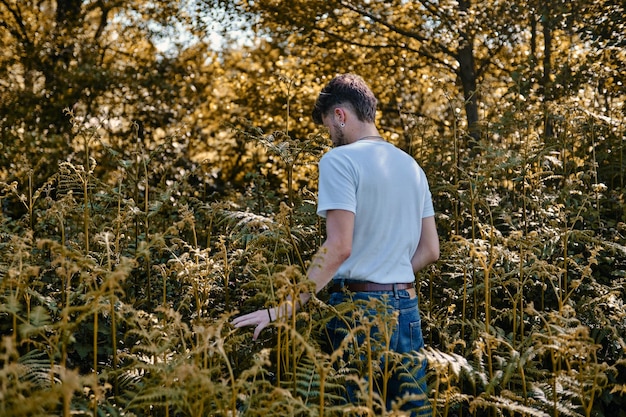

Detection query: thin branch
xmin=338 ymin=0 xmax=458 ymax=58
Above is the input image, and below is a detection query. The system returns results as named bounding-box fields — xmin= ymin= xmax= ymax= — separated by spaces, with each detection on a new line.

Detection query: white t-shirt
xmin=317 ymin=139 xmax=435 ymax=284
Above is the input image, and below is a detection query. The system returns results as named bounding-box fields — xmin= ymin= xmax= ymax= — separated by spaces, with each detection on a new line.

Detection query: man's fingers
xmin=231 ymin=313 xmax=250 ymax=327
xmin=231 ymin=310 xmax=271 ymax=341
xmin=252 ymin=323 xmax=266 ymax=340
xmin=232 ymin=313 xmax=258 ymax=327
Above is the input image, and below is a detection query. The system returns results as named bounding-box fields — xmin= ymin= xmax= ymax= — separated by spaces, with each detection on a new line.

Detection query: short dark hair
xmin=312 ymin=74 xmax=377 ymax=125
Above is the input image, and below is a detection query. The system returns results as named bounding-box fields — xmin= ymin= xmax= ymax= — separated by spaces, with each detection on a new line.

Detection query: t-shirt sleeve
xmin=422 ymin=191 xmax=435 ymax=218
xmin=420 ymin=168 xmax=436 ymax=218
xmin=316 ymin=152 xmax=357 ymax=218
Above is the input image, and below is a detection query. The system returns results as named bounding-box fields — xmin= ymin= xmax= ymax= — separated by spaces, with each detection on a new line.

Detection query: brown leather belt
xmin=328 ymin=281 xmax=414 ymax=293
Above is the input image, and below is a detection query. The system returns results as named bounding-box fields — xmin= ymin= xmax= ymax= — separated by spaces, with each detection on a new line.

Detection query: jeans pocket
xmin=409 ymin=319 xmax=425 ymax=352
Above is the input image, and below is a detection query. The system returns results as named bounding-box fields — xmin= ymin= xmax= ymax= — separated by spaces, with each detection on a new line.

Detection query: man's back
xmin=317 ymin=138 xmax=434 ymax=283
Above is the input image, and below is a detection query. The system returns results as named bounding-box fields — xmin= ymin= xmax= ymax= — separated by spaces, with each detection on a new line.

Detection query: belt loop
xmin=392 ymin=283 xmax=399 ymax=299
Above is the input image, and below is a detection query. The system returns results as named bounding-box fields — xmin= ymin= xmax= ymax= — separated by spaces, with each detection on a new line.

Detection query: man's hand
xmin=231 ymin=308 xmax=273 ymax=341
xmin=233 ymin=209 xmax=353 ymax=341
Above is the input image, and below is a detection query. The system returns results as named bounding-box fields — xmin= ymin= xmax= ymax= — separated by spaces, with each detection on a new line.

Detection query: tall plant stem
xmin=190 ymin=239 xmax=202 ymax=370
xmin=484 ymin=261 xmax=493 ymax=381
xmin=617 ymin=121 xmax=625 ymax=227
xmin=93 ymin=308 xmax=98 ymax=416
xmin=290 ymin=286 xmax=298 ymax=396
xmin=267 ymin=270 xmax=282 ymax=388
xmin=461 ymin=267 xmax=468 ymax=342
xmin=516 ymin=123 xmax=530 ymax=349
xmin=143 ymin=156 xmax=152 ymax=307
xmin=61 ymin=261 xmax=71 ymax=371
xmin=287 ymin=162 xmax=294 ymax=210
xmin=63 ymin=370 xmax=71 ymax=417
xmin=276 ymin=325 xmax=283 ymax=388
xmin=283 ymin=76 xmax=295 ymax=210
xmin=221 ymin=241 xmax=230 ymax=315
xmin=28 ymin=170 xmax=34 ymax=230
xmin=90 ymin=151 xmax=97 ymax=414
xmin=514 ymin=247 xmax=524 ymax=348
xmin=105 ymin=234 xmax=119 ymax=398
xmin=469 ymin=174 xmax=478 ymax=323
xmin=590 ymin=120 xmax=600 ymax=227
xmin=83 ymin=172 xmax=90 ymax=257
xmin=453 ymin=103 xmax=461 ymax=236
xmin=110 ymin=292 xmax=118 ymax=395
xmin=115 ymin=178 xmax=122 ymax=259
xmin=318 ymin=366 xmax=328 ymax=416
xmin=366 ymin=330 xmax=374 ymax=413
xmin=560 ymin=231 xmax=568 ymax=313
xmin=472 ymin=231 xmax=496 ymax=392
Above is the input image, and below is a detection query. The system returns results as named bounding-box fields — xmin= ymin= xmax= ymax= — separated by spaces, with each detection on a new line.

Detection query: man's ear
xmin=334 ymin=107 xmax=346 ymax=124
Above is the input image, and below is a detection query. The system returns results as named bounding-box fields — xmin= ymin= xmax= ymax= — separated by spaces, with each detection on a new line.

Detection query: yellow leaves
xmin=611 ymin=384 xmax=626 ymax=395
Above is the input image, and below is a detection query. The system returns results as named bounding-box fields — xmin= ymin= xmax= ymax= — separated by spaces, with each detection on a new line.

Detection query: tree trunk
xmin=542 ymin=1 xmax=554 ymax=138
xmin=457 ymin=0 xmax=480 ymax=145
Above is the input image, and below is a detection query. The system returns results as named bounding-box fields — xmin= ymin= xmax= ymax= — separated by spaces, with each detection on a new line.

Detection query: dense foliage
xmin=1 ymin=0 xmax=625 ymax=416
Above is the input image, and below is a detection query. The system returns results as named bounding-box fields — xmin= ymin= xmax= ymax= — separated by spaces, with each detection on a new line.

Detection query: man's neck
xmin=345 ymin=123 xmax=380 ymax=145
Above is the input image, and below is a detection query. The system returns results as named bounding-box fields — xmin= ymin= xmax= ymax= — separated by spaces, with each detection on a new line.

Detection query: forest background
xmin=0 ymin=1 xmax=625 ymax=416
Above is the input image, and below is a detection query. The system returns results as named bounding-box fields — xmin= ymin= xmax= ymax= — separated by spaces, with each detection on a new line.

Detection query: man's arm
xmin=232 ymin=209 xmax=354 ymax=340
xmin=411 ymin=216 xmax=439 ymax=273
xmin=302 ymin=209 xmax=353 ymax=298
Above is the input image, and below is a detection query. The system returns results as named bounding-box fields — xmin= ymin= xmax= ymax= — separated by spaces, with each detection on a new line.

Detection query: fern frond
xmin=289 ymin=354 xmax=345 ymax=406
xmin=530 ymin=380 xmax=585 ymax=417
xmin=57 ymin=161 xmax=96 ymax=197
xmin=226 ymin=210 xmax=275 ymax=231
xmin=423 ymin=346 xmax=476 ymax=380
xmin=17 ymin=349 xmax=60 ymax=389
xmin=469 ymin=393 xmax=552 ymax=417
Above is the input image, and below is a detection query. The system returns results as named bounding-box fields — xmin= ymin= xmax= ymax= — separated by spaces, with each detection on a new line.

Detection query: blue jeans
xmin=324 ymin=286 xmax=431 ymax=416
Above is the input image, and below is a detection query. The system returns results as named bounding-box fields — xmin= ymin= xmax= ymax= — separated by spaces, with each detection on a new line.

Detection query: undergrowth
xmin=0 ymin=102 xmax=625 ymax=417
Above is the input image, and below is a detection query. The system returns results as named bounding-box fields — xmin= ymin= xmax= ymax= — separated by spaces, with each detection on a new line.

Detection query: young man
xmin=232 ymin=74 xmax=439 ymax=416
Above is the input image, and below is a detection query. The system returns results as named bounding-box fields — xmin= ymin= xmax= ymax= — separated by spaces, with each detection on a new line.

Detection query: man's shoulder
xmin=320 ymin=146 xmax=351 ymax=163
